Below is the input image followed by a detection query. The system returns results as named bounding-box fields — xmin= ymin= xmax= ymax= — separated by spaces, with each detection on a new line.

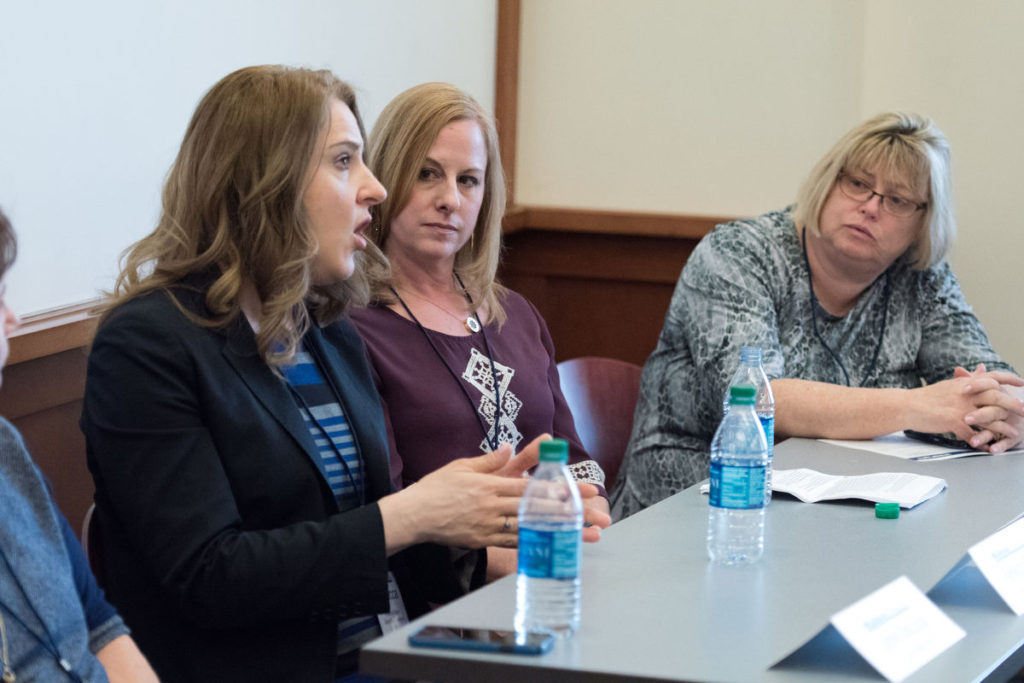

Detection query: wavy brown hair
xmin=103 ymin=65 xmax=375 ymax=367
xmin=364 ymin=82 xmax=508 ymax=324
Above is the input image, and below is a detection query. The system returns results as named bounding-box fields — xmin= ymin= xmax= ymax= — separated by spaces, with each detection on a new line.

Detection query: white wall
xmin=0 ymin=0 xmax=496 ymax=315
xmin=517 ymin=0 xmax=1023 ymax=371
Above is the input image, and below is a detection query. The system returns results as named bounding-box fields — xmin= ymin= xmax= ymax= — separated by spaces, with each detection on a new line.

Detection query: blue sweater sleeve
xmin=58 ymin=509 xmax=119 ymax=630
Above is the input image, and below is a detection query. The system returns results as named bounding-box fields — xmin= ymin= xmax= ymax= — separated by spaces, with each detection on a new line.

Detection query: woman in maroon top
xmin=350 ymin=82 xmax=610 ymax=582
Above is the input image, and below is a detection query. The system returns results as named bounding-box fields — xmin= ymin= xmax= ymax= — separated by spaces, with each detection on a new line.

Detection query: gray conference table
xmin=362 ymin=438 xmax=1024 ymax=682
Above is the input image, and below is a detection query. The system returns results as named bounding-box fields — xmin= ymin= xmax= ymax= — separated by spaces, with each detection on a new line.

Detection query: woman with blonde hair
xmin=81 ymin=66 xmax=596 ymax=682
xmin=351 ymin=82 xmax=610 ymax=582
xmin=614 ymin=112 xmax=1023 ymax=519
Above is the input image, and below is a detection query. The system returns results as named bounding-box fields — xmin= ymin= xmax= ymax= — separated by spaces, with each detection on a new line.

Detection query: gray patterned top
xmin=612 ymin=207 xmax=1013 ymax=519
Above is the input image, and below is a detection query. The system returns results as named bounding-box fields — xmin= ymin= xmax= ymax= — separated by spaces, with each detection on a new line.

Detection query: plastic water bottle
xmin=515 ymin=439 xmax=583 ymax=638
xmin=708 ymin=385 xmax=768 ymax=565
xmin=723 ymin=346 xmax=775 ymax=502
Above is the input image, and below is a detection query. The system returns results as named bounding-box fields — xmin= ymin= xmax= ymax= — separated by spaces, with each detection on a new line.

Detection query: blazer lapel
xmin=305 ymin=319 xmax=391 ymax=502
xmin=219 ymin=316 xmax=326 ymax=482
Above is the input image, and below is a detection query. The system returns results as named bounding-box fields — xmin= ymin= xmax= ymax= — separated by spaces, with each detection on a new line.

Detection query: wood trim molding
xmin=495 ymin=0 xmax=520 ymax=202
xmin=506 ymin=205 xmax=727 ymax=239
xmin=9 ymin=300 xmax=100 ymax=365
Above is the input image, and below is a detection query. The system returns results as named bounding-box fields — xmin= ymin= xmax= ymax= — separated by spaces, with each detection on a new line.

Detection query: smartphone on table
xmin=903 ymin=429 xmax=975 ymax=450
xmin=407 ymin=625 xmax=554 ymax=655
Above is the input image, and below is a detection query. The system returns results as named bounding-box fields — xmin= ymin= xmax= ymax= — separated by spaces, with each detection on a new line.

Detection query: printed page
xmin=772 ymin=468 xmax=946 ymax=508
xmin=820 ymin=432 xmax=1024 ymax=461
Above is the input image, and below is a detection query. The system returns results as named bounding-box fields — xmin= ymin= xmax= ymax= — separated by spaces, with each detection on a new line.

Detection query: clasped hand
xmin=954 ymin=364 xmax=1024 ymax=453
xmin=914 ymin=364 xmax=1024 ymax=453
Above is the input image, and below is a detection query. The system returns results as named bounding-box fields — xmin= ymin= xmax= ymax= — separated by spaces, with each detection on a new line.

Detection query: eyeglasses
xmin=837 ymin=172 xmax=927 ymax=217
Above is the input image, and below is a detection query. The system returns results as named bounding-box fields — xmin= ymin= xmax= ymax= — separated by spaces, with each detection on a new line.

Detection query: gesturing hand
xmin=379 ymin=435 xmax=612 ymax=555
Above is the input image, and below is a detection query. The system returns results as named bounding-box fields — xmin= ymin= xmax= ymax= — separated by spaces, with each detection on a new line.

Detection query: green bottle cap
xmin=539 ymin=438 xmax=569 ymax=463
xmin=875 ymin=502 xmax=900 ymax=519
xmin=729 ymin=385 xmax=756 ymax=405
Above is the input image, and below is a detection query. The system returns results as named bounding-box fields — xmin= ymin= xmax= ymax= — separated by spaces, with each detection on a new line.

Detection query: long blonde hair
xmin=364 ymin=82 xmax=508 ymax=324
xmin=104 ymin=65 xmax=374 ymax=367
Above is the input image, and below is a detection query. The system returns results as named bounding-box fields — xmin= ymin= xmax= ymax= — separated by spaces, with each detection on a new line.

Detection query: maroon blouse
xmin=349 ymin=291 xmax=604 ymax=493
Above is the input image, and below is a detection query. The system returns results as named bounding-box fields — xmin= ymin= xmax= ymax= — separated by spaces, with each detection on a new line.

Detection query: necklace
xmin=389 ymin=274 xmax=503 ymax=450
xmin=801 ymin=228 xmax=891 ymax=387
xmin=392 ymin=282 xmax=480 ymax=334
xmin=0 ymin=611 xmax=13 ymax=682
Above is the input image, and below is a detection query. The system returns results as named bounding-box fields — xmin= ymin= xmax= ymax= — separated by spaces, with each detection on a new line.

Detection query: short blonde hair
xmin=793 ymin=112 xmax=954 ymax=269
xmin=365 ymin=82 xmax=508 ymax=323
xmin=104 ymin=65 xmax=371 ymax=368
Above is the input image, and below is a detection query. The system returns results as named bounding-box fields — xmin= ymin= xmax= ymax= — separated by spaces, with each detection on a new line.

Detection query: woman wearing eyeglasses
xmin=613 ymin=112 xmax=1024 ymax=519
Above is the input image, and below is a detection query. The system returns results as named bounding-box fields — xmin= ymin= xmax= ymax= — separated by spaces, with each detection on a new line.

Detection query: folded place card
xmin=831 ymin=575 xmax=965 ymax=683
xmin=968 ymin=515 xmax=1024 ymax=615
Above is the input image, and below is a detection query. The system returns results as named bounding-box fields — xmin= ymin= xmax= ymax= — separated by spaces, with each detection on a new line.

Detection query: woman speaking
xmin=80 ymin=66 xmax=597 ymax=682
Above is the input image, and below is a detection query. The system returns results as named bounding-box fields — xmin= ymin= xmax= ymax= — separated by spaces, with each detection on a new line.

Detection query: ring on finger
xmin=503 ymin=516 xmax=512 ymax=531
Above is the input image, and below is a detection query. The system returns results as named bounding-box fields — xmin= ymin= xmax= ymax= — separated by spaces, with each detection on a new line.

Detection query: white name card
xmin=831 ymin=575 xmax=965 ymax=683
xmin=969 ymin=515 xmax=1024 ymax=615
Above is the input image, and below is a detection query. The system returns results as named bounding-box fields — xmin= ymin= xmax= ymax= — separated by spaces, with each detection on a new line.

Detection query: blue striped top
xmin=282 ymin=345 xmax=380 ymax=662
xmin=282 ymin=349 xmax=363 ymax=507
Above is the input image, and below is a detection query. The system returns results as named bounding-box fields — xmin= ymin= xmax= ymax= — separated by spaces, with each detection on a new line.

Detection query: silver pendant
xmin=465 ymin=316 xmax=481 ymax=333
xmin=3 ymin=668 xmax=15 ymax=682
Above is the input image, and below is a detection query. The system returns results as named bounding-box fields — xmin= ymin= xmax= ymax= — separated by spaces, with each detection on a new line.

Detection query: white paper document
xmin=820 ymin=432 xmax=1024 ymax=461
xmin=968 ymin=516 xmax=1024 ymax=615
xmin=771 ymin=468 xmax=946 ymax=509
xmin=831 ymin=575 xmax=965 ymax=683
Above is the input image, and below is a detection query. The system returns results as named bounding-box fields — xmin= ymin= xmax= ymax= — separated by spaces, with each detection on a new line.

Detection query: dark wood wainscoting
xmin=0 ymin=303 xmax=98 ymax=532
xmin=499 ymin=207 xmax=725 ymax=366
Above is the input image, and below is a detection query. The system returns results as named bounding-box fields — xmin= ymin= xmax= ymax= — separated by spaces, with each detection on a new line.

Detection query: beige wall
xmin=517 ymin=0 xmax=865 ymax=215
xmin=517 ymin=0 xmax=1022 ymax=371
xmin=861 ymin=0 xmax=1024 ymax=374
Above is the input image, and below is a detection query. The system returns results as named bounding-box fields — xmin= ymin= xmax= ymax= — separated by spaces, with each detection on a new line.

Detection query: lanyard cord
xmin=388 ymin=273 xmax=503 ymax=451
xmin=0 ymin=546 xmax=84 ymax=682
xmin=801 ymin=228 xmax=891 ymax=388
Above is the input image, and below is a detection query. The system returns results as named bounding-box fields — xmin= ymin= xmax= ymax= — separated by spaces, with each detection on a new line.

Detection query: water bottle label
xmin=759 ymin=414 xmax=775 ymax=459
xmin=709 ymin=462 xmax=766 ymax=509
xmin=518 ymin=527 xmax=580 ymax=579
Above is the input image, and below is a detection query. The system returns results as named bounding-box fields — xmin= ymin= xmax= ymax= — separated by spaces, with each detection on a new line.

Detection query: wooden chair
xmin=80 ymin=502 xmax=107 ymax=590
xmin=557 ymin=356 xmax=643 ymax=492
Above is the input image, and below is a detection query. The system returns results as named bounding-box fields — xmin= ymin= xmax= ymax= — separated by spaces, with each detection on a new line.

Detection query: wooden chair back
xmin=557 ymin=356 xmax=643 ymax=491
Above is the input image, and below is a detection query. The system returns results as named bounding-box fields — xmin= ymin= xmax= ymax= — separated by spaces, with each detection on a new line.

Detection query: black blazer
xmin=82 ymin=282 xmax=456 ymax=682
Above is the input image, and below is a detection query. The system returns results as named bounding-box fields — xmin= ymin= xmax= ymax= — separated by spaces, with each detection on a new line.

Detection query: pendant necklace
xmin=391 ymin=282 xmax=480 ymax=334
xmin=389 ymin=273 xmax=503 ymax=450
